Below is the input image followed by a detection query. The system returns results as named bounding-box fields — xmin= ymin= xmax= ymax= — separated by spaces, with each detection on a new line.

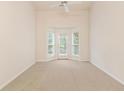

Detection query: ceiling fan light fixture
xmin=64 ymin=6 xmax=69 ymax=12
xmin=50 ymin=1 xmax=70 ymax=13
xmin=62 ymin=1 xmax=69 ymax=12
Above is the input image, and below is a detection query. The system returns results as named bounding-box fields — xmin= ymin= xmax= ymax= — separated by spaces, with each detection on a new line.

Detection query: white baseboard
xmin=0 ymin=62 xmax=35 ymax=90
xmin=91 ymin=62 xmax=124 ymax=85
xmin=69 ymin=58 xmax=89 ymax=62
xmin=36 ymin=60 xmax=47 ymax=62
xmin=37 ymin=59 xmax=89 ymax=63
xmin=37 ymin=58 xmax=57 ymax=62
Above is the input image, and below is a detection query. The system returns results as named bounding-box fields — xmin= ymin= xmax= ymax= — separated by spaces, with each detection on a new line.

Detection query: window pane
xmin=48 ymin=45 xmax=54 ymax=55
xmin=48 ymin=45 xmax=53 ymax=54
xmin=72 ymin=32 xmax=79 ymax=56
xmin=60 ymin=33 xmax=67 ymax=54
xmin=72 ymin=45 xmax=79 ymax=55
xmin=73 ymin=32 xmax=79 ymax=44
xmin=48 ymin=32 xmax=55 ymax=56
xmin=48 ymin=32 xmax=55 ymax=45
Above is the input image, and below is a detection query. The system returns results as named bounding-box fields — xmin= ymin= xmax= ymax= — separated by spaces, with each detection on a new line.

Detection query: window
xmin=72 ymin=32 xmax=79 ymax=56
xmin=48 ymin=32 xmax=55 ymax=57
xmin=59 ymin=33 xmax=67 ymax=55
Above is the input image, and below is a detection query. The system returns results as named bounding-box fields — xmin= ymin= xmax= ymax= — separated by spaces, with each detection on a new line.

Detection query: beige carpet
xmin=1 ymin=60 xmax=124 ymax=91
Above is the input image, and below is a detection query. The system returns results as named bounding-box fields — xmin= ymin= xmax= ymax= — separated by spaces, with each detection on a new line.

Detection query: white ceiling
xmin=33 ymin=1 xmax=91 ymax=11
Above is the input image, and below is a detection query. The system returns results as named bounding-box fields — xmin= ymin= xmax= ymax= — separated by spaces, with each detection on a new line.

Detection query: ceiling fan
xmin=51 ymin=1 xmax=70 ymax=12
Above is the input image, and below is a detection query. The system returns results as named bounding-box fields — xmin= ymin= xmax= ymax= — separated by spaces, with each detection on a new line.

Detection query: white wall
xmin=90 ymin=2 xmax=124 ymax=84
xmin=0 ymin=2 xmax=36 ymax=89
xmin=36 ymin=10 xmax=89 ymax=62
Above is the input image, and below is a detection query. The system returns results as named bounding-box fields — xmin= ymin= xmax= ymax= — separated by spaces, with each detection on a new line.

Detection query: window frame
xmin=47 ymin=32 xmax=55 ymax=57
xmin=59 ymin=33 xmax=68 ymax=56
xmin=71 ymin=32 xmax=80 ymax=56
